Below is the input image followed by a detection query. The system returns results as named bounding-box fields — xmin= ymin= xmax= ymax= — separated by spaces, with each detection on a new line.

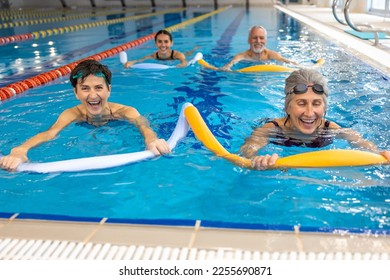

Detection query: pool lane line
xmin=0 ymin=8 xmax=185 ymax=46
xmin=171 ymin=8 xmax=245 ymax=142
xmin=0 ymin=6 xmax=232 ymax=101
xmin=0 ymin=6 xmax=120 ymax=21
xmin=164 ymin=5 xmax=231 ymax=34
xmin=0 ymin=8 xmax=78 ymax=21
xmin=0 ymin=7 xmax=150 ymax=29
xmin=211 ymin=8 xmax=246 ymax=58
xmin=0 ymin=6 xmax=146 ymax=21
xmin=0 ymin=17 xmax=173 ymax=87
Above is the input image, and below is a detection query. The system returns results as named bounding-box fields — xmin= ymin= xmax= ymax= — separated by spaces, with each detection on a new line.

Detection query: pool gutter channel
xmin=0 ymin=218 xmax=389 ymax=260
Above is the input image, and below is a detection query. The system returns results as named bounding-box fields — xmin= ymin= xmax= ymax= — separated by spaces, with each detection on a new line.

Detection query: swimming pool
xmin=0 ymin=5 xmax=389 ymax=235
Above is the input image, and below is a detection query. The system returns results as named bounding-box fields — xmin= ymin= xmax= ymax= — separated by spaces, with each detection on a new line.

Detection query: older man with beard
xmin=222 ymin=25 xmax=298 ymax=71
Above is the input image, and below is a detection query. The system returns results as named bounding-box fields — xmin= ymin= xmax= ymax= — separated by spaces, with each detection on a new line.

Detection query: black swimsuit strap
xmin=324 ymin=120 xmax=330 ymax=128
xmin=266 ymin=120 xmax=280 ymax=127
xmin=156 ymin=50 xmax=174 ymax=60
xmin=267 ymin=119 xmax=333 ymax=148
xmin=268 ymin=119 xmax=330 ymax=128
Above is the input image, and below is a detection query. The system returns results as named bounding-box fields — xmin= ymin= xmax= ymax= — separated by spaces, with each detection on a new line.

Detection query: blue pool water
xmin=0 ymin=6 xmax=389 ymax=233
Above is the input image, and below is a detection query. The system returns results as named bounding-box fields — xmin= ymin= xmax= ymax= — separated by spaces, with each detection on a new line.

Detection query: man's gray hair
xmin=248 ymin=25 xmax=267 ymax=39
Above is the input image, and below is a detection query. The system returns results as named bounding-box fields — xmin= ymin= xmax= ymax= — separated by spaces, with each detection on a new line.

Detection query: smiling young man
xmin=239 ymin=68 xmax=390 ymax=170
xmin=0 ymin=59 xmax=170 ymax=171
xmin=221 ymin=25 xmax=298 ymax=71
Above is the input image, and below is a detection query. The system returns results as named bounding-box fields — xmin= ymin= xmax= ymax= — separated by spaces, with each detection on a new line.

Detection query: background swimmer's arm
xmin=175 ymin=51 xmax=188 ymax=68
xmin=239 ymin=123 xmax=273 ymax=158
xmin=183 ymin=46 xmax=200 ymax=57
xmin=267 ymin=50 xmax=298 ymax=65
xmin=124 ymin=54 xmax=154 ymax=68
xmin=221 ymin=53 xmax=245 ymax=71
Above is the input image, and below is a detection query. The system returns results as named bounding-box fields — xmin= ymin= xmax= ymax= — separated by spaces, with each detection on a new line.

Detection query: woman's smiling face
xmin=286 ymin=87 xmax=326 ymax=134
xmin=74 ymin=74 xmax=111 ymax=116
xmin=155 ymin=33 xmax=173 ymax=55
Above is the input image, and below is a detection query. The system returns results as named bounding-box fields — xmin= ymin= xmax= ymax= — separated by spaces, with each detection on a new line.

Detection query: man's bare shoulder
xmin=262 ymin=48 xmax=278 ymax=59
xmin=238 ymin=50 xmax=253 ymax=59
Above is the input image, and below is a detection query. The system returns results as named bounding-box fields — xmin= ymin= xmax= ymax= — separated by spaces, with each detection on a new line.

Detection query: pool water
xmin=0 ymin=6 xmax=389 ymax=233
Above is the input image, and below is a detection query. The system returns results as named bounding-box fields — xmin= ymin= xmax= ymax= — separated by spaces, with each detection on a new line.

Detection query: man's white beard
xmin=252 ymin=45 xmax=264 ymax=54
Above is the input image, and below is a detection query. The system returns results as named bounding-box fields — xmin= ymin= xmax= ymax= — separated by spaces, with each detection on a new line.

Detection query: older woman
xmin=240 ymin=68 xmax=390 ymax=170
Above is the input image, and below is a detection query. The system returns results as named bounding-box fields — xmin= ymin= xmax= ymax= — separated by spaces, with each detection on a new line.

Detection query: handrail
xmin=344 ymin=0 xmax=376 ymax=33
xmin=344 ymin=0 xmax=390 ymax=46
xmin=332 ymin=0 xmax=346 ymax=25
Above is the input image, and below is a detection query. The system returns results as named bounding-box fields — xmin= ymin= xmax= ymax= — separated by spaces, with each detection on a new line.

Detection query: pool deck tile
xmin=297 ymin=231 xmax=390 ymax=254
xmin=90 ymin=223 xmax=196 ymax=247
xmin=0 ymin=219 xmax=99 ymax=242
xmin=193 ymin=227 xmax=299 ymax=252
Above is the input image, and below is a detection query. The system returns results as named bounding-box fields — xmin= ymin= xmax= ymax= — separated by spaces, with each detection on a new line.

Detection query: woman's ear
xmin=285 ymin=104 xmax=291 ymax=116
xmin=74 ymin=88 xmax=80 ymax=100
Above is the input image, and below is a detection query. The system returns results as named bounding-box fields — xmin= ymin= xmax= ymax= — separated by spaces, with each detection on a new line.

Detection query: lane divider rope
xmin=0 ymin=5 xmax=231 ymax=101
xmin=0 ymin=6 xmax=125 ymax=20
xmin=0 ymin=8 xmax=185 ymax=46
xmin=0 ymin=7 xmax=149 ymax=29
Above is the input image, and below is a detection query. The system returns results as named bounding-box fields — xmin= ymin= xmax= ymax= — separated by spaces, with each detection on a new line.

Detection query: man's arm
xmin=267 ymin=50 xmax=298 ymax=65
xmin=221 ymin=52 xmax=246 ymax=71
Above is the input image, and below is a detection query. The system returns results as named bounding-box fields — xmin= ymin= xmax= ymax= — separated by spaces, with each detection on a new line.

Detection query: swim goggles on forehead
xmin=289 ymin=84 xmax=325 ymax=95
xmin=72 ymin=72 xmax=109 ymax=84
